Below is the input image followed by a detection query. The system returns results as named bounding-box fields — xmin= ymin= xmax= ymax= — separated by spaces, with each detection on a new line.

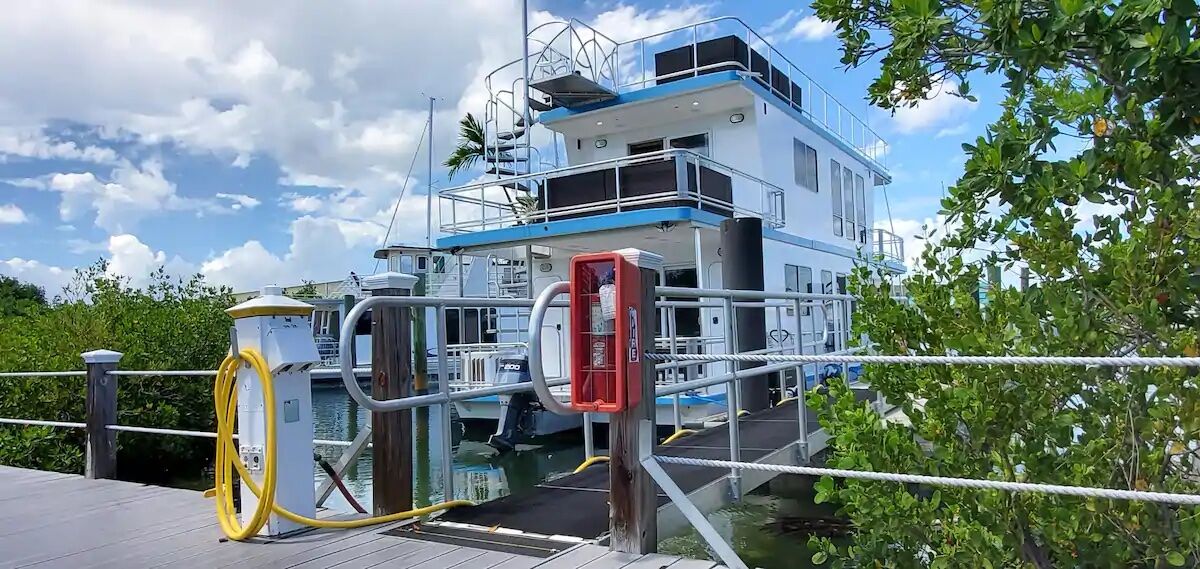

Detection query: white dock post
xmin=226 ymin=286 xmax=321 ymax=536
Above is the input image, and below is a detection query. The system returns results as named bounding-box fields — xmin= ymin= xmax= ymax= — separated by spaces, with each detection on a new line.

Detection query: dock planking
xmin=0 ymin=465 xmax=720 ymax=568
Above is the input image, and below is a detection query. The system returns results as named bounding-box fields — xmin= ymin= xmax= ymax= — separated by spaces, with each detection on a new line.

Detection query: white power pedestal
xmin=227 ymin=285 xmax=321 ymax=536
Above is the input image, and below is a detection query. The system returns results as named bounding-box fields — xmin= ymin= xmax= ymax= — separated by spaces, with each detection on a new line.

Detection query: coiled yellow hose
xmin=213 ymin=349 xmax=472 ymax=540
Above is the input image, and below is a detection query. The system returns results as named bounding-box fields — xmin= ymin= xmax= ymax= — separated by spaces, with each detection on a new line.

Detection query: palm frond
xmin=444 ymin=113 xmax=486 ymax=180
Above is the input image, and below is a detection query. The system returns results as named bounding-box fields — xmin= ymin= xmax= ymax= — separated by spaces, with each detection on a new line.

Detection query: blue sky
xmin=0 ymin=0 xmax=999 ymax=295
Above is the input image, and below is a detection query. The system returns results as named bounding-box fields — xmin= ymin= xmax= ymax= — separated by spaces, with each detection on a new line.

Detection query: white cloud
xmin=33 ymin=160 xmax=198 ymax=233
xmin=215 ymin=193 xmax=261 ymax=210
xmin=281 ymin=193 xmax=324 ymax=213
xmin=787 ymin=16 xmax=837 ymax=42
xmin=0 ymin=258 xmax=72 ymax=298
xmin=935 ymin=123 xmax=970 ymax=139
xmin=762 ymin=11 xmax=836 ymax=43
xmin=0 ymin=128 xmax=119 ymax=165
xmin=763 ymin=10 xmax=801 ymax=36
xmin=0 ymin=204 xmax=28 ymax=224
xmin=591 ymin=4 xmax=714 ymax=43
xmin=891 ymin=81 xmax=978 ymax=134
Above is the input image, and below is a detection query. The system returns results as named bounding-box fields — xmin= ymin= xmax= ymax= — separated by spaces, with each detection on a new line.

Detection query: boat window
xmin=793 ymin=140 xmax=818 ymax=192
xmin=655 ymin=268 xmax=702 ymax=339
xmin=842 ymin=166 xmax=855 ymax=240
xmin=669 ymin=133 xmax=710 ymax=157
xmin=417 ymin=256 xmax=428 ymax=271
xmin=830 ymin=159 xmax=843 ymax=236
xmin=628 ymin=139 xmax=665 ymax=156
xmin=785 ymin=264 xmax=813 ymax=315
xmin=855 ymin=174 xmax=867 ymax=244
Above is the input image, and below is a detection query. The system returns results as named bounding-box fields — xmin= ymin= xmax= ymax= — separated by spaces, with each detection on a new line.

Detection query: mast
xmin=426 ymin=96 xmax=435 ymax=249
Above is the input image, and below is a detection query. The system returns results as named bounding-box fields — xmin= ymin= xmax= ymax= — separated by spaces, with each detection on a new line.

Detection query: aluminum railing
xmin=439 ymin=148 xmax=786 ymax=233
xmin=874 ymin=227 xmax=905 ymax=263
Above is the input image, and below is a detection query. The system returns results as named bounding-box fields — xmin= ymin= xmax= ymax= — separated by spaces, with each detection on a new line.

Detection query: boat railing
xmin=609 ymin=16 xmax=887 ymax=169
xmin=873 ymin=227 xmax=905 ymax=263
xmin=438 ymin=148 xmax=786 ymax=234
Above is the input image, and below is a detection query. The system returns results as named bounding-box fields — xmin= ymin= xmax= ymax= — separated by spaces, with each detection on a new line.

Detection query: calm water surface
xmin=310 ymin=381 xmax=832 ymax=568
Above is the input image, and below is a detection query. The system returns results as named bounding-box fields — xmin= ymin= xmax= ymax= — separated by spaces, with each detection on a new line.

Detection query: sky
xmin=0 ymin=0 xmax=1001 ymax=296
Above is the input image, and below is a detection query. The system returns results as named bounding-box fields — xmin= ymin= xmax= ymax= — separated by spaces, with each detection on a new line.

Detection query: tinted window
xmin=830 ymin=159 xmax=843 ymax=236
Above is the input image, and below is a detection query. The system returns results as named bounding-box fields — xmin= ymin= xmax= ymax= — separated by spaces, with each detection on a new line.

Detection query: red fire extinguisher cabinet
xmin=568 ymin=252 xmax=642 ymax=413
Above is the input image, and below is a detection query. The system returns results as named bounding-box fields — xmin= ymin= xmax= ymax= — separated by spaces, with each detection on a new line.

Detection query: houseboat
xmin=372 ymin=16 xmax=906 ymax=447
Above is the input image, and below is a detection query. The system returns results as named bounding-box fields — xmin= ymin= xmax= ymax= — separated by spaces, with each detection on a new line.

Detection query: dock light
xmin=691 ymin=100 xmax=700 ymax=106
xmin=595 ymin=138 xmax=608 ymax=148
xmin=596 ymin=120 xmax=604 ymax=126
xmin=729 ymin=113 xmax=745 ymax=124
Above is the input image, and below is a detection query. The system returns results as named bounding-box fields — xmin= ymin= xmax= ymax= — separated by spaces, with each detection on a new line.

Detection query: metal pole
xmin=437 ymin=306 xmax=454 ymax=502
xmin=669 ymin=305 xmax=682 ymax=431
xmin=521 ymin=0 xmax=531 ymax=176
xmin=583 ymin=412 xmax=595 ymax=459
xmin=793 ymin=298 xmax=809 ymax=463
xmin=723 ymin=297 xmax=742 ymax=499
xmin=426 ymin=96 xmax=435 ymax=249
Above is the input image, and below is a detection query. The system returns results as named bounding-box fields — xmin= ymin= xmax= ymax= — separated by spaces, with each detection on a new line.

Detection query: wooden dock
xmin=0 ymin=466 xmax=725 ymax=569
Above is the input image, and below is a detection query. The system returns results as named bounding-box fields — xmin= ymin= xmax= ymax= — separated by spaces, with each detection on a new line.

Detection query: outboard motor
xmin=487 ymin=351 xmax=540 ymax=452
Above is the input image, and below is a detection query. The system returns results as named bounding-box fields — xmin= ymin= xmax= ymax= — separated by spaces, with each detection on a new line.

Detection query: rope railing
xmin=644 ymin=352 xmax=1200 ymax=368
xmin=653 ymin=456 xmax=1200 ymax=506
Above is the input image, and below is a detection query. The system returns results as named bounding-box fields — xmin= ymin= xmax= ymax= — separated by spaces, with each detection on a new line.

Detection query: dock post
xmin=610 ymin=250 xmax=662 ymax=554
xmin=82 ymin=349 xmax=122 ymax=480
xmin=720 ymin=217 xmax=771 ymax=412
xmin=363 ymin=272 xmax=419 ymax=516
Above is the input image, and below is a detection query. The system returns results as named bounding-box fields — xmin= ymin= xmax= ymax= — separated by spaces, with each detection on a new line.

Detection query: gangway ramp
xmin=437 ymin=400 xmax=835 ymax=540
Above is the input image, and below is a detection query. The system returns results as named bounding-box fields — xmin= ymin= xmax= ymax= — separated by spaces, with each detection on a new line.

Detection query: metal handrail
xmin=527 ymin=281 xmax=576 ymax=416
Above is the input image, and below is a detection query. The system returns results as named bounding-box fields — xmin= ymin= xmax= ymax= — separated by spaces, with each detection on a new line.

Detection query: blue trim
xmin=537 ymin=71 xmax=890 ymax=182
xmin=437 ymin=207 xmax=726 ymax=249
xmin=539 ymin=71 xmax=745 ymax=123
xmin=438 ymin=205 xmax=905 ymax=273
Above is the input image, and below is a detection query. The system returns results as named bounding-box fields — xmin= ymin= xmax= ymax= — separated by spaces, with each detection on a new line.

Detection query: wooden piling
xmin=609 ymin=266 xmax=658 ymax=554
xmin=365 ymin=273 xmax=417 ymax=516
xmin=82 ymin=349 xmax=122 ymax=480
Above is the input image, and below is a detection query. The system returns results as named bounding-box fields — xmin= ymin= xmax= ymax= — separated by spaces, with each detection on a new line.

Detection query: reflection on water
xmin=311 ymin=382 xmax=591 ymax=513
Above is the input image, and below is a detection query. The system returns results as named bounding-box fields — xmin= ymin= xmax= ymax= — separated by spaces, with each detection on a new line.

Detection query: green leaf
xmin=812 ymin=551 xmax=828 ymax=565
xmin=1166 ymin=552 xmax=1186 ymax=566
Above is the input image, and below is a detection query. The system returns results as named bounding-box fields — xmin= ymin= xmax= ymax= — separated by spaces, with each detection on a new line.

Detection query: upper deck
xmin=437 ymin=16 xmax=901 ymax=268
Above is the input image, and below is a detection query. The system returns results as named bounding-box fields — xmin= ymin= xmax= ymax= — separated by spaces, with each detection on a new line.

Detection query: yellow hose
xmin=213 ymin=350 xmax=471 ymax=540
xmin=660 ymin=429 xmax=695 ymax=445
xmin=573 ymin=455 xmax=610 ymax=474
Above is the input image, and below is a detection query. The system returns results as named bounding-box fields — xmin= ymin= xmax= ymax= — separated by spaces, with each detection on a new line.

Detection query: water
xmin=309 ymin=381 xmax=834 ymax=565
xmin=310 ymin=381 xmax=590 ymax=511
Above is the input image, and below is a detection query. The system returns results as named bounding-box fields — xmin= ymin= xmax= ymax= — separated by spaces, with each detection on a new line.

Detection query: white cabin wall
xmin=753 ymin=94 xmax=876 ymax=251
xmin=565 ymin=106 xmax=759 ymax=173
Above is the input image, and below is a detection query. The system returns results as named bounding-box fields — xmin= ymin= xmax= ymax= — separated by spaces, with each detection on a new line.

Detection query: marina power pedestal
xmin=226 ymin=286 xmax=321 ymax=536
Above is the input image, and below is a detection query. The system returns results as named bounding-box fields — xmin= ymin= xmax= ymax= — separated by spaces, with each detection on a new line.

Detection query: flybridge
xmin=484 ymin=17 xmax=887 ymax=172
